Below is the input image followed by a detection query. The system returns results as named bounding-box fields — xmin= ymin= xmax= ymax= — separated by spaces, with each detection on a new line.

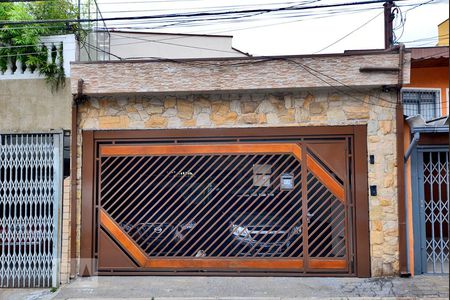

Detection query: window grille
xmin=402 ymin=90 xmax=441 ymax=121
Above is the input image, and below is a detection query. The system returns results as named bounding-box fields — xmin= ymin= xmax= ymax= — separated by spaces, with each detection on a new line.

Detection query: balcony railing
xmin=0 ymin=34 xmax=76 ymax=80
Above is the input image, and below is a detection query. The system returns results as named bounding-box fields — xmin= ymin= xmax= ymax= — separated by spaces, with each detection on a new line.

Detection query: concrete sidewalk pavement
xmin=0 ymin=275 xmax=448 ymax=299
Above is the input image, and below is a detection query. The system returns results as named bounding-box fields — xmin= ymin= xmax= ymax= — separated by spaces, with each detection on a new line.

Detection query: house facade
xmin=402 ymin=46 xmax=449 ymax=275
xmin=0 ymin=34 xmax=76 ymax=287
xmin=0 ymin=32 xmax=250 ymax=287
xmin=69 ymin=50 xmax=411 ymax=277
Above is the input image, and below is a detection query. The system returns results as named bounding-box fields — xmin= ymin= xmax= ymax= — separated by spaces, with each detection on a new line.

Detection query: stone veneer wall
xmin=60 ymin=177 xmax=71 ymax=284
xmin=74 ymin=89 xmax=398 ymax=276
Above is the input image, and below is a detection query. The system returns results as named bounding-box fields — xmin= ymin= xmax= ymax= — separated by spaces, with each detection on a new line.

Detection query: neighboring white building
xmin=83 ymin=30 xmax=250 ymax=61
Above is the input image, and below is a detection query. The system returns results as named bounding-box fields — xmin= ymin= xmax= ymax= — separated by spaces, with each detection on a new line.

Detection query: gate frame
xmin=411 ymin=145 xmax=449 ymax=274
xmin=80 ymin=126 xmax=370 ymax=277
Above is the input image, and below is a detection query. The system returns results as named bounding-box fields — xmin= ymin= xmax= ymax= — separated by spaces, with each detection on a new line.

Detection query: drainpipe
xmin=404 ymin=132 xmax=420 ymax=162
xmin=70 ymin=99 xmax=78 ymax=278
xmin=70 ymin=79 xmax=85 ymax=278
xmin=396 ymin=44 xmax=410 ymax=276
xmin=403 ymin=131 xmax=420 ymax=277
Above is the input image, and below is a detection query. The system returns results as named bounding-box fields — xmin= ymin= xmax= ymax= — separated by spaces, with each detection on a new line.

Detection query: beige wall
xmin=74 ymin=89 xmax=399 ymax=277
xmin=0 ymin=79 xmax=72 ymax=132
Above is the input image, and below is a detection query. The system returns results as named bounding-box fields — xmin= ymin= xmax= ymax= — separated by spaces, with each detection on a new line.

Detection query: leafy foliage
xmin=0 ymin=0 xmax=78 ymax=91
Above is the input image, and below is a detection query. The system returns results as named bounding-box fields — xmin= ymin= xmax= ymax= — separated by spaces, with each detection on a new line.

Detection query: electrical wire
xmin=314 ymin=10 xmax=383 ymax=53
xmin=0 ymin=4 xmax=386 ymax=49
xmin=0 ymin=0 xmax=406 ymax=26
xmin=399 ymin=33 xmax=449 ymax=43
xmin=1 ymin=0 xmax=444 ymax=58
xmin=284 ymin=58 xmax=398 ymax=108
xmin=0 ymin=4 xmax=383 ymax=34
xmin=60 ymin=42 xmax=402 ymax=110
xmin=98 ymin=3 xmax=388 ymax=33
xmin=87 ymin=1 xmax=319 ymax=13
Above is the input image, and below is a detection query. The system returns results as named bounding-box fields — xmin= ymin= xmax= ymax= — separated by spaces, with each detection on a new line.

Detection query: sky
xmin=94 ymin=0 xmax=450 ymax=56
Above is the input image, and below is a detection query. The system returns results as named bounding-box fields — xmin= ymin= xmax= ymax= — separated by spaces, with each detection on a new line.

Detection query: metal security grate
xmin=96 ymin=141 xmax=353 ymax=273
xmin=422 ymin=150 xmax=449 ymax=274
xmin=402 ymin=90 xmax=442 ymax=121
xmin=101 ymin=153 xmax=303 ymax=258
xmin=0 ymin=133 xmax=62 ymax=287
xmin=307 ymin=170 xmax=346 ymax=259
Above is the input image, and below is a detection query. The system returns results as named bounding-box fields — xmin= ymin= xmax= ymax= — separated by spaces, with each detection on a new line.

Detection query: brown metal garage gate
xmin=80 ymin=127 xmax=370 ymax=277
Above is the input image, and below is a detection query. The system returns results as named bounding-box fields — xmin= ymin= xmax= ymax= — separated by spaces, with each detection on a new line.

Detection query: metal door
xmin=96 ymin=138 xmax=354 ymax=275
xmin=0 ymin=133 xmax=63 ymax=287
xmin=415 ymin=148 xmax=449 ymax=274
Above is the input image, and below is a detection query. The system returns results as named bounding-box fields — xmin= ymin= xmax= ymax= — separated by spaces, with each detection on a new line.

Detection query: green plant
xmin=50 ymin=287 xmax=58 ymax=293
xmin=0 ymin=0 xmax=77 ymax=91
xmin=39 ymin=42 xmax=66 ymax=92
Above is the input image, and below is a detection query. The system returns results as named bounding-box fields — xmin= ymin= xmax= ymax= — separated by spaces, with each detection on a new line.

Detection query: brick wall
xmin=72 ymin=88 xmax=400 ymax=276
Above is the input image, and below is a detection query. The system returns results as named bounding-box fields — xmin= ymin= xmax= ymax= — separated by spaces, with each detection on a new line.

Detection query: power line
xmin=284 ymin=58 xmax=398 ymax=108
xmin=404 ymin=0 xmax=435 ymax=11
xmin=86 ymin=1 xmax=317 ymax=13
xmin=0 ymin=2 xmax=393 ymax=32
xmin=59 ymin=46 xmax=402 ymax=109
xmin=0 ymin=4 xmax=384 ymax=47
xmin=0 ymin=7 xmax=380 ymax=32
xmin=95 ymin=0 xmax=261 ymax=3
xmin=1 ymin=0 xmax=443 ymax=56
xmin=0 ymin=0 xmax=404 ymax=26
xmin=314 ymin=10 xmax=383 ymax=53
xmin=99 ymin=5 xmax=384 ymax=34
xmin=400 ymin=33 xmax=449 ymax=43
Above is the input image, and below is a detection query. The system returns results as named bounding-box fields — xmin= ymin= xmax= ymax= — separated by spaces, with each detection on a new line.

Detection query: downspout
xmin=70 ymin=79 xmax=85 ymax=278
xmin=70 ymin=96 xmax=78 ymax=278
xmin=396 ymin=44 xmax=409 ymax=276
xmin=403 ymin=130 xmax=420 ymax=276
xmin=404 ymin=132 xmax=420 ymax=162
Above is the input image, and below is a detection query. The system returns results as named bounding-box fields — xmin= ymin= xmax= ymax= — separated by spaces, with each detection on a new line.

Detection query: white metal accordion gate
xmin=0 ymin=133 xmax=62 ymax=287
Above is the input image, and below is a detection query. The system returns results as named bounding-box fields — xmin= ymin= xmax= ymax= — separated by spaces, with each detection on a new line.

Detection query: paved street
xmin=0 ymin=275 xmax=448 ymax=299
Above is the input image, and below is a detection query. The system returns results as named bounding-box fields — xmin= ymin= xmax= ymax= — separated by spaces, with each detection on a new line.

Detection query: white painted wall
xmin=107 ymin=32 xmax=249 ymax=60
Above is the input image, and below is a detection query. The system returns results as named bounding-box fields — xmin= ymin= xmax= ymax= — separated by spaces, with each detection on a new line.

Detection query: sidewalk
xmin=0 ymin=275 xmax=448 ymax=299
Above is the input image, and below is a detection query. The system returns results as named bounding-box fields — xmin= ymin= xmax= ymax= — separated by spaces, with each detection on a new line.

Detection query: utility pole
xmin=384 ymin=0 xmax=395 ymax=49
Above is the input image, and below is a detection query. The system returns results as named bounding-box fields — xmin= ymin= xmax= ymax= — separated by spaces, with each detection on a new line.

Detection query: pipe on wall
xmin=404 ymin=132 xmax=420 ymax=162
xmin=70 ymin=96 xmax=79 ymax=278
xmin=396 ymin=44 xmax=410 ymax=276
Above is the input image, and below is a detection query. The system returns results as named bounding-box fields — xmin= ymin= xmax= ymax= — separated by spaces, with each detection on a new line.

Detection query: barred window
xmin=402 ymin=90 xmax=440 ymax=121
